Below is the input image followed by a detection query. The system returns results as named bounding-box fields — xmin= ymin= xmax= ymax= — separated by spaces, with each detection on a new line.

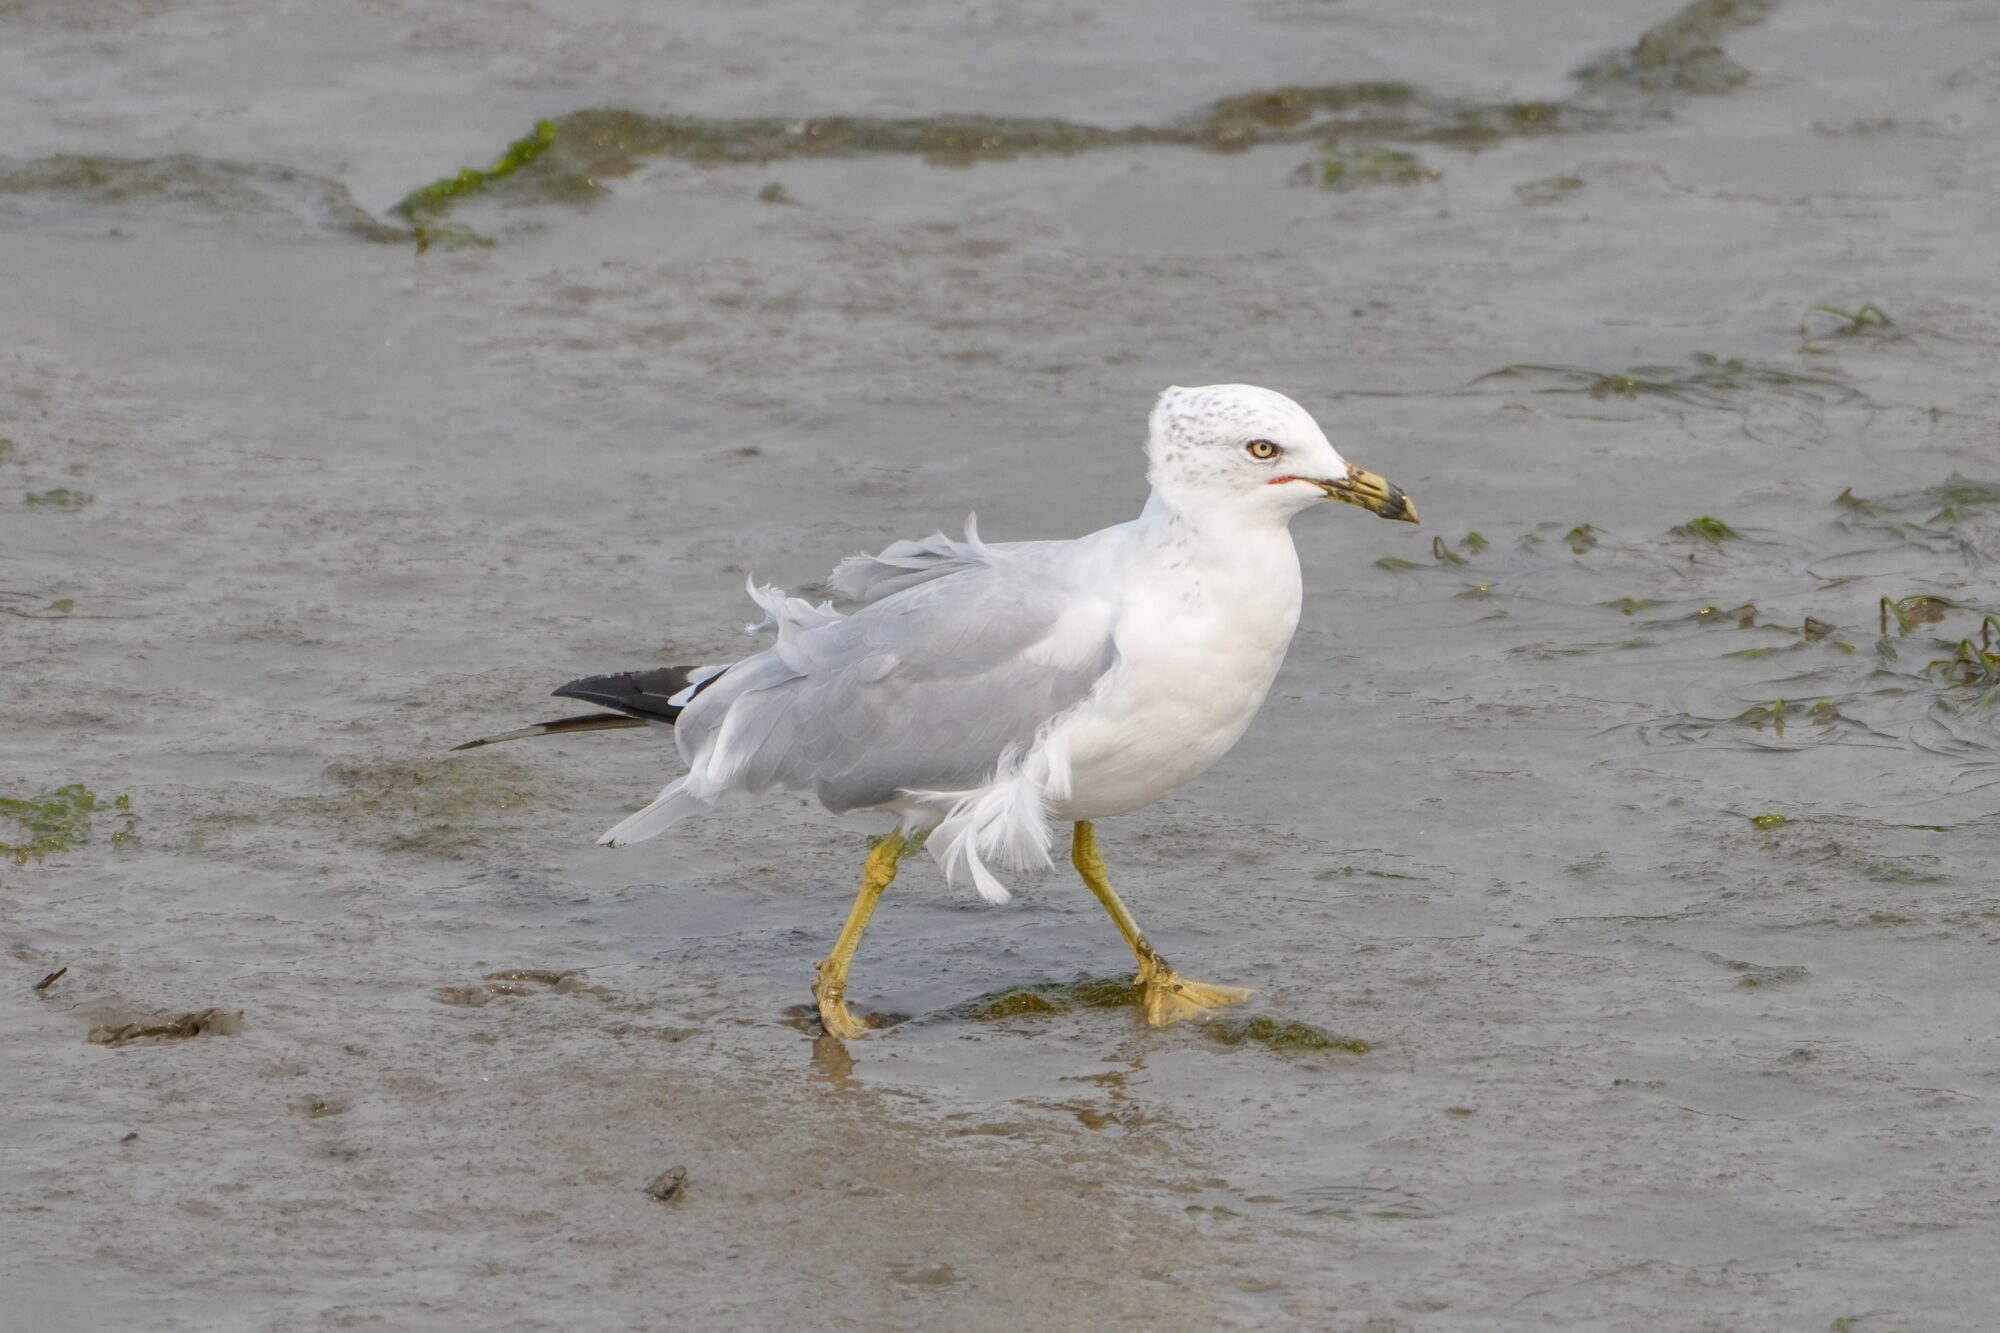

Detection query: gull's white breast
xmin=1051 ymin=523 xmax=1304 ymax=820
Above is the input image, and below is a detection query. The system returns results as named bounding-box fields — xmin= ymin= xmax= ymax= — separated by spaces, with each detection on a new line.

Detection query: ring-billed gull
xmin=458 ymin=384 xmax=1416 ymax=1036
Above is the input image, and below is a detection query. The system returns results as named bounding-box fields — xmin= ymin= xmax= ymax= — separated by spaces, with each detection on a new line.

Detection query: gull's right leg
xmin=812 ymin=831 xmax=907 ymax=1039
xmin=1070 ymin=821 xmax=1252 ymax=1027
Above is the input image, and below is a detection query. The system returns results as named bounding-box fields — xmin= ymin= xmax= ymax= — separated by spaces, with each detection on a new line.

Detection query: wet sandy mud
xmin=4 ymin=0 xmax=1999 ymax=1327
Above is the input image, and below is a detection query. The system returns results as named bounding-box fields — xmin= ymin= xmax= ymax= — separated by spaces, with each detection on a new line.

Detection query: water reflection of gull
xmin=457 ymin=385 xmax=1417 ymax=1037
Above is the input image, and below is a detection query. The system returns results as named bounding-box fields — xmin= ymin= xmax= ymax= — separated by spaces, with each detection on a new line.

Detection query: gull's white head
xmin=1144 ymin=383 xmax=1417 ymax=526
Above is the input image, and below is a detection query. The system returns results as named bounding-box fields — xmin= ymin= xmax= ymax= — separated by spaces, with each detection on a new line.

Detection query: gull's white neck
xmin=1133 ymin=486 xmax=1302 ymax=564
xmin=1124 ymin=485 xmax=1304 ymax=630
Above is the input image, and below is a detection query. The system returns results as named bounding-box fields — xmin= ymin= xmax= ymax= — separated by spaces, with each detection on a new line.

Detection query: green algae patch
xmin=322 ymin=755 xmax=539 ymax=857
xmin=89 ymin=1006 xmax=242 ymax=1046
xmin=474 ymin=84 xmax=1534 ymax=215
xmin=1203 ymin=1015 xmax=1369 ymax=1054
xmin=9 ymin=2 xmax=1792 ymax=246
xmin=1700 ymin=951 xmax=1807 ymax=989
xmin=515 ymin=107 xmax=1118 ymax=182
xmin=390 ymin=119 xmax=559 ymax=224
xmin=1879 ymin=594 xmax=1959 ymax=637
xmin=1290 ymin=145 xmax=1437 ymax=192
xmin=1749 ymin=813 xmax=1791 ymax=830
xmin=1 ymin=784 xmax=99 ymax=865
xmin=1803 ymin=303 xmax=1897 ymax=345
xmin=1475 ymin=354 xmax=1853 ymax=408
xmin=1605 ymin=597 xmax=1667 ymax=616
xmin=1673 ymin=515 xmax=1741 ymax=545
xmin=24 ymin=488 xmax=93 ymax=510
xmin=1927 ymin=634 xmax=2000 ymax=702
xmin=1572 ymin=0 xmax=1780 ymax=96
xmin=1 ymin=153 xmax=278 ymax=210
xmin=1566 ymin=523 xmax=1599 ymax=554
xmin=1375 ymin=555 xmax=1425 ymax=571
xmin=954 ymin=977 xmax=1139 ymax=1021
xmin=1694 ymin=602 xmax=1759 ymax=628
xmin=1839 ymin=476 xmax=2000 ymax=528
xmin=385 ymin=0 xmax=1785 ymax=232
xmin=1191 ymin=81 xmax=1422 ymax=140
xmin=0 ymin=153 xmax=411 ymax=244
xmin=1734 ymin=697 xmax=1831 ymax=734
xmin=954 ymin=982 xmax=1370 ymax=1052
xmin=1517 ymin=172 xmax=1584 ymax=205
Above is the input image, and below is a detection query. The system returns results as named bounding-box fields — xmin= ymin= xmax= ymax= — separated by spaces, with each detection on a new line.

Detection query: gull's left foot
xmin=1137 ymin=960 xmax=1253 ymax=1028
xmin=812 ymin=962 xmax=873 ymax=1040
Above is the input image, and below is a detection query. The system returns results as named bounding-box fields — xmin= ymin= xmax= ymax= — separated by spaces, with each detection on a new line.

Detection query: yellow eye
xmin=1246 ymin=439 xmax=1281 ymax=461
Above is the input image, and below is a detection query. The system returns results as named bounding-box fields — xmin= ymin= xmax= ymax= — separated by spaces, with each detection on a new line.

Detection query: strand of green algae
xmin=0 ymin=0 xmax=1780 ymax=245
xmin=383 ymin=0 xmax=1780 ymax=231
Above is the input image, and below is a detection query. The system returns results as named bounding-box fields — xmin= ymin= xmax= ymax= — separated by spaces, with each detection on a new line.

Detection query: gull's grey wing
xmin=826 ymin=516 xmax=1011 ymax=605
xmin=677 ymin=556 xmax=1118 ymax=812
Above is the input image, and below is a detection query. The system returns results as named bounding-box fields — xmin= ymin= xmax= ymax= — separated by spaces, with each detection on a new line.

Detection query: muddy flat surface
xmin=4 ymin=1 xmax=1999 ymax=1328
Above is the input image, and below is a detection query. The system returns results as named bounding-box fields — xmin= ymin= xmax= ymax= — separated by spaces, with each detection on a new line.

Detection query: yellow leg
xmin=812 ymin=831 xmax=907 ymax=1039
xmin=1070 ymin=821 xmax=1252 ymax=1028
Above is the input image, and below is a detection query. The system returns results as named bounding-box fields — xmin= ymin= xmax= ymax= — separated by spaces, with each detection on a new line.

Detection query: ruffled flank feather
xmin=906 ymin=728 xmax=1074 ymax=905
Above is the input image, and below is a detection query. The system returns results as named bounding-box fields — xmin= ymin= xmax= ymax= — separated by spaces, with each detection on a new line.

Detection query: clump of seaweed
xmin=389 ymin=119 xmax=559 ymax=228
xmin=1879 ymin=594 xmax=1959 ymax=637
xmin=322 ymin=755 xmax=541 ymax=857
xmin=1605 ymin=597 xmax=1667 ymax=616
xmin=1 ymin=784 xmax=100 ymax=864
xmin=1799 ymin=303 xmax=1903 ymax=351
xmin=953 ymin=977 xmax=1140 ymax=1021
xmin=1837 ymin=476 xmax=2000 ymax=547
xmin=1202 ymin=1015 xmax=1370 ymax=1054
xmin=1923 ymin=618 xmax=2000 ymax=713
xmin=1289 ymin=145 xmax=1438 ymax=192
xmin=1188 ymin=81 xmax=1424 ymax=144
xmin=1733 ymin=697 xmax=1844 ymax=736
xmin=24 ymin=488 xmax=93 ymax=510
xmin=89 ymin=1008 xmax=242 ymax=1046
xmin=3 ymin=0 xmax=1790 ymax=246
xmin=1516 ymin=172 xmax=1584 ymax=205
xmin=372 ymin=0 xmax=1772 ymax=231
xmin=1572 ymin=0 xmax=1781 ymax=96
xmin=0 ymin=153 xmax=410 ymax=243
xmin=1701 ymin=951 xmax=1807 ymax=988
xmin=1672 ymin=515 xmax=1741 ymax=545
xmin=1472 ymin=353 xmax=1854 ymax=408
xmin=1377 ymin=532 xmax=1482 ymax=573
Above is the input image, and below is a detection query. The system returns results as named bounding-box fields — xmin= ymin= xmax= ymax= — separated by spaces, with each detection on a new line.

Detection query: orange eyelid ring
xmin=1271 ymin=465 xmax=1419 ymax=524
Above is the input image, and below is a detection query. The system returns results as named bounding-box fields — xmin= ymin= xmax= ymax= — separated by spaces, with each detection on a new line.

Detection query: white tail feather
xmin=599 ymin=779 xmax=710 ymax=847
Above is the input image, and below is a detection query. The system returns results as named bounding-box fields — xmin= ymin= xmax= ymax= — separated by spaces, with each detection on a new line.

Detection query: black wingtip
xmin=551 ymin=664 xmax=725 ymax=724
